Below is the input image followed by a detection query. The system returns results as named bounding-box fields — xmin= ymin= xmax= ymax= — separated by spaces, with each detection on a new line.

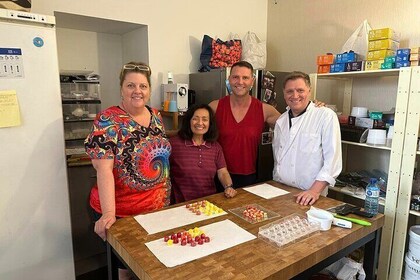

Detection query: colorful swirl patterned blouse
xmin=85 ymin=105 xmax=171 ymax=217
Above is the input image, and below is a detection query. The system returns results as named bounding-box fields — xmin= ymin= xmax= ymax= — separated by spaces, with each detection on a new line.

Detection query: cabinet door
xmin=67 ymin=165 xmax=106 ymax=275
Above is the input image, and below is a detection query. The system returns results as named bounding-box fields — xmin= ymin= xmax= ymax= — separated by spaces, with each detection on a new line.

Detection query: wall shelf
xmin=311 ymin=67 xmax=416 ymax=279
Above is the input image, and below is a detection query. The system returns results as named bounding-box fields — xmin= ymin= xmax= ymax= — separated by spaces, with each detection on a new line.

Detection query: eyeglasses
xmin=123 ymin=64 xmax=150 ymax=72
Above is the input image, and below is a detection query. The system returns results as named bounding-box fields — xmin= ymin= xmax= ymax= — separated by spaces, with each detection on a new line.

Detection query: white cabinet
xmin=310 ymin=68 xmax=417 ymax=279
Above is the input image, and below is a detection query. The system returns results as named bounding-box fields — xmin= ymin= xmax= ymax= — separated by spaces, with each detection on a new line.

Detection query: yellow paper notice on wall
xmin=0 ymin=90 xmax=21 ymax=128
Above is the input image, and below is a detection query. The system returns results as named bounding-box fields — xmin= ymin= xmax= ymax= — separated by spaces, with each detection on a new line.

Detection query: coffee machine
xmin=162 ymin=83 xmax=188 ymax=112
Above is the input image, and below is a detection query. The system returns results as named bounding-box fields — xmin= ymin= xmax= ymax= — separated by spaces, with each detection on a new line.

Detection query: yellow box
xmin=411 ymin=47 xmax=420 ymax=54
xmin=367 ymin=50 xmax=396 ymax=61
xmin=411 ymin=60 xmax=420 ymax=66
xmin=410 ymin=53 xmax=419 ymax=61
xmin=365 ymin=60 xmax=385 ymax=71
xmin=368 ymin=39 xmax=399 ymax=51
xmin=369 ymin=28 xmax=400 ymax=41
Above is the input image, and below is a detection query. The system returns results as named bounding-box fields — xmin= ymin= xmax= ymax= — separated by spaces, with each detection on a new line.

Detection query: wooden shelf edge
xmin=342 ymin=140 xmax=392 ymax=151
xmin=409 ymin=210 xmax=420 ymax=217
xmin=329 ymin=185 xmax=385 ymax=206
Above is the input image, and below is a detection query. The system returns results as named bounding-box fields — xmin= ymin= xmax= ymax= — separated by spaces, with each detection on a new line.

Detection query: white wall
xmin=33 ymin=0 xmax=268 ymax=108
xmin=267 ymin=0 xmax=420 ymax=73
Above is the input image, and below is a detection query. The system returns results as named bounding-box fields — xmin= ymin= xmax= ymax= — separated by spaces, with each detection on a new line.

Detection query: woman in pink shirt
xmin=170 ymin=104 xmax=237 ymax=203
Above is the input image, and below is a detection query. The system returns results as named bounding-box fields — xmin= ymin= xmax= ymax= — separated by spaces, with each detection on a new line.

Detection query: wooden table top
xmin=107 ymin=181 xmax=384 ymax=280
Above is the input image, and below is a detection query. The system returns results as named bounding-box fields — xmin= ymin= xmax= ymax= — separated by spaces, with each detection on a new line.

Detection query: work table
xmin=107 ymin=181 xmax=384 ymax=280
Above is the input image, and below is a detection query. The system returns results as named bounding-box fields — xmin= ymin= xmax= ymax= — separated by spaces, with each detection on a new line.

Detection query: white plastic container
xmin=405 ymin=253 xmax=420 ymax=280
xmin=306 ymin=208 xmax=333 ymax=231
xmin=366 ymin=129 xmax=387 ymax=145
xmin=408 ymin=225 xmax=420 ymax=264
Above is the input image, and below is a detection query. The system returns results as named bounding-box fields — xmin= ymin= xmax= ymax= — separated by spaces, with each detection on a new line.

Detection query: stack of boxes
xmin=316 ymin=27 xmax=419 ymax=73
xmin=316 ymin=51 xmax=362 ymax=73
xmin=316 ymin=54 xmax=334 ymax=73
xmin=410 ymin=47 xmax=420 ymax=66
xmin=366 ymin=28 xmax=400 ymax=71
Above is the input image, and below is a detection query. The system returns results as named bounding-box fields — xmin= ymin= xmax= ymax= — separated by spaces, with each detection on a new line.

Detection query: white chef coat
xmin=272 ymin=102 xmax=342 ymax=195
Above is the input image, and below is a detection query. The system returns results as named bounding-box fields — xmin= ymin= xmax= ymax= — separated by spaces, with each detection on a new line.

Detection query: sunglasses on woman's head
xmin=123 ymin=64 xmax=150 ymax=72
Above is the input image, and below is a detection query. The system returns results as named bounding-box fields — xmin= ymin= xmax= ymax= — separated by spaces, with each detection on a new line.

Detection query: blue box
xmin=397 ymin=48 xmax=410 ymax=56
xmin=396 ymin=55 xmax=409 ymax=62
xmin=330 ymin=63 xmax=346 ymax=73
xmin=336 ymin=52 xmax=357 ymax=63
xmin=396 ymin=61 xmax=410 ymax=68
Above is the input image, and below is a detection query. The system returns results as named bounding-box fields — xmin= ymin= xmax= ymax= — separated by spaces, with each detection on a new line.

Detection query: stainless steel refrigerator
xmin=189 ymin=68 xmax=290 ymax=183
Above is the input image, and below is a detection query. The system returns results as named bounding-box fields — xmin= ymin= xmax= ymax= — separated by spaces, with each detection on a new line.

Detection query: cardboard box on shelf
xmin=384 ymin=56 xmax=396 ymax=63
xmin=367 ymin=50 xmax=396 ymax=61
xmin=368 ymin=39 xmax=400 ymax=51
xmin=410 ymin=47 xmax=420 ymax=54
xmin=381 ymin=62 xmax=395 ymax=69
xmin=396 ymin=61 xmax=410 ymax=68
xmin=397 ymin=48 xmax=411 ymax=56
xmin=355 ymin=117 xmax=385 ymax=129
xmin=365 ymin=60 xmax=385 ymax=71
xmin=317 ymin=54 xmax=334 ymax=65
xmin=345 ymin=61 xmax=364 ymax=72
xmin=410 ymin=60 xmax=420 ymax=66
xmin=368 ymin=28 xmax=401 ymax=41
xmin=396 ymin=55 xmax=410 ymax=62
xmin=410 ymin=53 xmax=419 ymax=61
xmin=330 ymin=63 xmax=346 ymax=73
xmin=336 ymin=52 xmax=357 ymax=63
xmin=317 ymin=65 xmax=331 ymax=74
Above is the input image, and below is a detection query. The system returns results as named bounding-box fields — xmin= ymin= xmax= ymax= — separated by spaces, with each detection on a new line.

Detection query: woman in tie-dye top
xmin=85 ymin=62 xmax=171 ymax=245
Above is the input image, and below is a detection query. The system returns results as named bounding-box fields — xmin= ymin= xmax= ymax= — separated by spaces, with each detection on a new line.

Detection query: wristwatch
xmin=224 ymin=184 xmax=233 ymax=190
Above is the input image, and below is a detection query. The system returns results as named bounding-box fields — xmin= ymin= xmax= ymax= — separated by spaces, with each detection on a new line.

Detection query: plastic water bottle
xmin=364 ymin=178 xmax=380 ymax=215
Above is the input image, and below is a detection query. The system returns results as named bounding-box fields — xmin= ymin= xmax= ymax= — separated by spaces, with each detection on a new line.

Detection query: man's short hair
xmin=282 ymin=71 xmax=311 ymax=89
xmin=231 ymin=61 xmax=254 ymax=72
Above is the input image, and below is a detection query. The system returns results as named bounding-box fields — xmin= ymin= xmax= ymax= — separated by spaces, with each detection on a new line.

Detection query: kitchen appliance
xmin=162 ymin=83 xmax=188 ymax=112
xmin=0 ymin=9 xmax=74 ymax=279
xmin=189 ymin=69 xmax=290 ymax=182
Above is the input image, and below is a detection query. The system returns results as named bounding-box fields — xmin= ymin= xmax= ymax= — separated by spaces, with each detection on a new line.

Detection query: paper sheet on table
xmin=135 ymin=204 xmax=227 ymax=234
xmin=0 ymin=90 xmax=21 ymax=128
xmin=244 ymin=183 xmax=289 ymax=199
xmin=145 ymin=219 xmax=256 ymax=267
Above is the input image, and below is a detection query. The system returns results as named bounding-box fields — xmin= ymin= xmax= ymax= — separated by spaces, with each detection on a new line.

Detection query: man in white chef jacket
xmin=273 ymin=71 xmax=342 ymax=206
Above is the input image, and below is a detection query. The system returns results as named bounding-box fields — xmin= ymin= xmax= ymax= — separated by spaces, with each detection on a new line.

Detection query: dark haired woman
xmin=170 ymin=104 xmax=236 ymax=203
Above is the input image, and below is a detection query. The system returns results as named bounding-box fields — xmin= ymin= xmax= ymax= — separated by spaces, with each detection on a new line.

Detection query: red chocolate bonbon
xmin=164 ymin=226 xmax=211 ymax=247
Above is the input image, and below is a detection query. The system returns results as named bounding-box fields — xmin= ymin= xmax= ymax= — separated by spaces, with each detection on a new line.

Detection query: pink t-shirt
xmin=169 ymin=136 xmax=226 ymax=203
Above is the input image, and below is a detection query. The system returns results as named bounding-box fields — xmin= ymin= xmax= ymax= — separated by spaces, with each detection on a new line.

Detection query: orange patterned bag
xmin=199 ymin=35 xmax=242 ymax=72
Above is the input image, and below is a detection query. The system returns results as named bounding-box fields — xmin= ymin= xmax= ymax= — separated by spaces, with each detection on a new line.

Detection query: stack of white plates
xmin=366 ymin=129 xmax=387 ymax=145
xmin=351 ymin=107 xmax=368 ymax=118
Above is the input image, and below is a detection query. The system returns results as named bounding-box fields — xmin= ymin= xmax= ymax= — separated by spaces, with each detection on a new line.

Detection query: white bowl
xmin=306 ymin=209 xmax=333 ymax=231
xmin=351 ymin=107 xmax=368 ymax=118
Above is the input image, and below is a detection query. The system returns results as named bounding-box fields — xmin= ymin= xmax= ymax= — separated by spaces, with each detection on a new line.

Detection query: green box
xmin=369 ymin=111 xmax=383 ymax=120
xmin=384 ymin=56 xmax=396 ymax=63
xmin=381 ymin=62 xmax=395 ymax=69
